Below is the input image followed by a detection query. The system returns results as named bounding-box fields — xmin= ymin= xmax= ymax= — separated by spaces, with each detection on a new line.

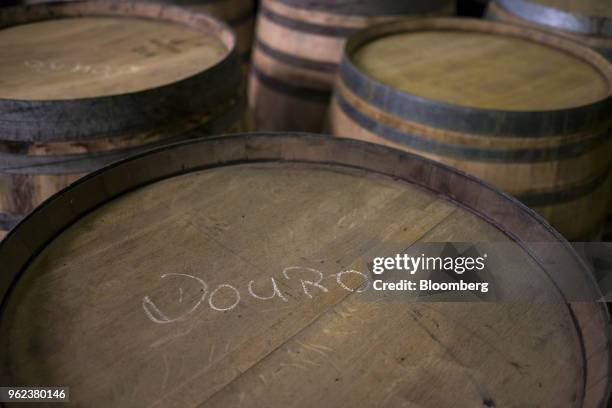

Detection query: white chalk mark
xmin=178 ymin=287 xmax=184 ymax=303
xmin=71 ymin=63 xmax=92 ymax=74
xmin=296 ymin=340 xmax=333 ymax=358
xmin=143 ymin=297 xmax=173 ymax=324
xmin=311 ymin=343 xmax=334 ymax=352
xmin=142 ymin=273 xmax=208 ymax=324
xmin=248 ymin=278 xmax=288 ymax=302
xmin=208 ymin=344 xmax=216 ymax=364
xmin=149 ymin=322 xmax=198 ymax=349
xmin=336 ymin=269 xmax=371 ymax=293
xmin=259 ymin=374 xmax=267 ymax=385
xmin=287 ymin=348 xmax=319 ymax=367
xmin=24 ymin=59 xmax=142 ymax=78
xmin=50 ymin=61 xmax=65 ymax=71
xmin=208 ymin=284 xmax=241 ymax=312
xmin=283 ymin=266 xmax=329 ymax=299
xmin=161 ymin=354 xmax=169 ymax=392
xmin=279 ymin=362 xmax=308 ymax=371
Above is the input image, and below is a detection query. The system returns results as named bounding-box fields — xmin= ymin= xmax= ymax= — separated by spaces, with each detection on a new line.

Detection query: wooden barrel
xmin=330 ymin=18 xmax=612 ymax=241
xmin=486 ymin=0 xmax=612 ymax=62
xmin=248 ymin=0 xmax=456 ymax=132
xmin=0 ymin=1 xmax=245 ymax=239
xmin=19 ymin=0 xmax=257 ymax=65
xmin=0 ymin=133 xmax=609 ymax=407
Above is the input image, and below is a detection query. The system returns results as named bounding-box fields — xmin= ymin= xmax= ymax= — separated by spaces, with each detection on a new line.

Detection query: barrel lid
xmin=494 ymin=0 xmax=612 ymax=37
xmin=0 ymin=1 xmax=241 ymax=142
xmin=339 ymin=18 xmax=612 ymax=137
xmin=0 ymin=133 xmax=609 ymax=406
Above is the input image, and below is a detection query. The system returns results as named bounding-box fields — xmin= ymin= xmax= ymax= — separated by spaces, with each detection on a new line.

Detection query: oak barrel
xmin=248 ymin=0 xmax=456 ymax=132
xmin=486 ymin=0 xmax=612 ymax=61
xmin=330 ymin=18 xmax=612 ymax=241
xmin=0 ymin=1 xmax=245 ymax=239
xmin=0 ymin=133 xmax=610 ymax=407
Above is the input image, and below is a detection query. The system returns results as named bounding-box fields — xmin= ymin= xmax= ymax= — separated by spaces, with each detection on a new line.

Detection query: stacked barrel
xmin=487 ymin=0 xmax=612 ymax=242
xmin=329 ymin=18 xmax=612 ymax=242
xmin=0 ymin=1 xmax=246 ymax=239
xmin=248 ymin=0 xmax=456 ymax=132
xmin=0 ymin=1 xmax=611 ymax=407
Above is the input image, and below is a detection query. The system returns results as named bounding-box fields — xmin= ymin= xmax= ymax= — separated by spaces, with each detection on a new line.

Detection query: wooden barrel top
xmin=0 ymin=16 xmax=228 ymax=100
xmin=352 ymin=30 xmax=608 ymax=111
xmin=0 ymin=1 xmax=241 ymax=141
xmin=339 ymin=18 xmax=612 ymax=137
xmin=0 ymin=134 xmax=609 ymax=407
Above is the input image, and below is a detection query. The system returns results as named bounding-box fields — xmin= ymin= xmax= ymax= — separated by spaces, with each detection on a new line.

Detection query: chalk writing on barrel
xmin=24 ymin=59 xmax=142 ymax=78
xmin=142 ymin=273 xmax=208 ymax=324
xmin=142 ymin=267 xmax=371 ymax=324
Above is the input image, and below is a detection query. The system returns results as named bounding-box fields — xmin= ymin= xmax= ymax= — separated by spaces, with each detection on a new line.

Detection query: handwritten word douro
xmin=142 ymin=267 xmax=370 ymax=324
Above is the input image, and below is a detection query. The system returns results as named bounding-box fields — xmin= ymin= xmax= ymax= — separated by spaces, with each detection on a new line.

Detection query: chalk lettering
xmin=248 ymin=278 xmax=288 ymax=302
xmin=336 ymin=269 xmax=370 ymax=293
xmin=283 ymin=266 xmax=329 ymax=299
xmin=208 ymin=284 xmax=241 ymax=312
xmin=142 ymin=273 xmax=208 ymax=324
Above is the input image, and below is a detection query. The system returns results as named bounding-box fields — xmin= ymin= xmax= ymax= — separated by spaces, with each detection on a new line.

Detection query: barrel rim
xmin=339 ymin=17 xmax=612 ymax=137
xmin=0 ymin=0 xmax=241 ymax=142
xmin=269 ymin=0 xmax=455 ymax=17
xmin=0 ymin=133 xmax=609 ymax=406
xmin=493 ymin=0 xmax=612 ymax=38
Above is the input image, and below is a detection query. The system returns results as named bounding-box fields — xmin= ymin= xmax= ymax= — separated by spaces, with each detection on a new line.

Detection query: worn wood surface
xmin=248 ymin=0 xmax=455 ymax=132
xmin=0 ymin=134 xmax=608 ymax=407
xmin=0 ymin=16 xmax=226 ymax=99
xmin=331 ymin=18 xmax=612 ymax=240
xmin=352 ymin=31 xmax=607 ymax=111
xmin=19 ymin=0 xmax=256 ymax=63
xmin=0 ymin=1 xmax=246 ymax=237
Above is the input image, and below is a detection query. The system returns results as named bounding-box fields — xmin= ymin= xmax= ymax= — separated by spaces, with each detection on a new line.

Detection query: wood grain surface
xmin=0 ymin=17 xmax=227 ymax=100
xmin=19 ymin=0 xmax=256 ymax=66
xmin=0 ymin=134 xmax=609 ymax=407
xmin=352 ymin=30 xmax=608 ymax=111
